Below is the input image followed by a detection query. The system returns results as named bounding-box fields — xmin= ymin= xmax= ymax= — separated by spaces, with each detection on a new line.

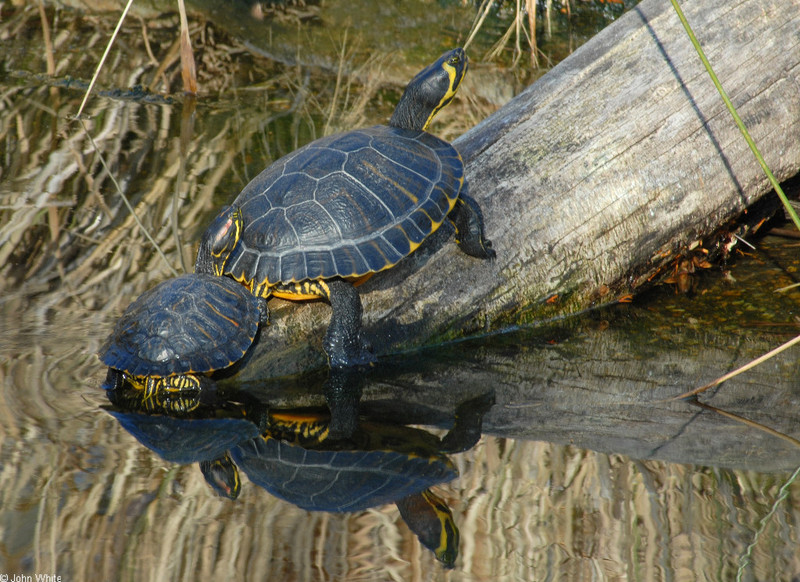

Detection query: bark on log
xmin=240 ymin=0 xmax=800 ymax=378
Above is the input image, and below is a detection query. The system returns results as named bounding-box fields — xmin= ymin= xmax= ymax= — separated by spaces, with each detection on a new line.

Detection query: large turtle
xmin=99 ymin=208 xmax=266 ymax=407
xmin=205 ymin=48 xmax=494 ymax=367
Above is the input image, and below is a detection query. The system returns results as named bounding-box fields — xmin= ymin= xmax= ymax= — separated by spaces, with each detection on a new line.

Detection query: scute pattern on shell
xmin=226 ymin=125 xmax=464 ymax=286
xmin=230 ymin=436 xmax=457 ymax=512
xmin=99 ymin=274 xmax=262 ymax=378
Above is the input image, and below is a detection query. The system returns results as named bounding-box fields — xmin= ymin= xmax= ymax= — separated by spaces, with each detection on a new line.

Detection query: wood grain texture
xmin=240 ymin=0 xmax=800 ymax=377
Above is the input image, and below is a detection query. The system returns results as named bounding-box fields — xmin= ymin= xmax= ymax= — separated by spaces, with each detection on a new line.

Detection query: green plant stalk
xmin=670 ymin=0 xmax=800 ymax=232
xmin=736 ymin=463 xmax=800 ymax=581
xmin=671 ymin=8 xmax=800 ymax=580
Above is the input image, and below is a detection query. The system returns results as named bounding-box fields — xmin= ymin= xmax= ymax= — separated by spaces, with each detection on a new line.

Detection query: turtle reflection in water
xmin=231 ymin=393 xmax=494 ymax=568
xmin=106 ymin=382 xmax=492 ymax=568
xmin=104 ymin=383 xmax=259 ymax=499
xmin=98 ymin=208 xmax=267 ymax=412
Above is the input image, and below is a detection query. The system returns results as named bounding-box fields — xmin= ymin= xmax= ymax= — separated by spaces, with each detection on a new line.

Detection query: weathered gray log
xmin=240 ymin=0 xmax=800 ymax=378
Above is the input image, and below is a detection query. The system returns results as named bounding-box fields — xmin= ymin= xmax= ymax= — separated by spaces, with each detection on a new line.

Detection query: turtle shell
xmin=106 ymin=412 xmax=259 ymax=465
xmin=99 ymin=273 xmax=262 ymax=378
xmin=225 ymin=125 xmax=464 ymax=286
xmin=229 ymin=435 xmax=457 ymax=513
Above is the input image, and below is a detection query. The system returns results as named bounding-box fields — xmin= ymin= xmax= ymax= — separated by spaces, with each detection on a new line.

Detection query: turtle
xmin=107 ymin=412 xmax=256 ymax=499
xmin=229 ymin=392 xmax=495 ymax=567
xmin=204 ymin=47 xmax=495 ymax=368
xmin=104 ymin=384 xmax=260 ymax=499
xmin=99 ymin=207 xmax=266 ymax=406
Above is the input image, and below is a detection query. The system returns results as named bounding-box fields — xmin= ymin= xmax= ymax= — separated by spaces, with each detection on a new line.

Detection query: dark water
xmin=2 ymin=1 xmax=800 ymax=580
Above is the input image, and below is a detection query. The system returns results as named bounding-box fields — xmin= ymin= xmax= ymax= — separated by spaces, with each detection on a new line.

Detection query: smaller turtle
xmin=99 ymin=207 xmax=266 ymax=405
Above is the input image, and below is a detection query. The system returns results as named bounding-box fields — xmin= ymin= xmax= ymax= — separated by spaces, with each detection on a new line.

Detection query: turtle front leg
xmin=323 ymin=279 xmax=376 ymax=368
xmin=449 ymin=192 xmax=496 ymax=260
xmin=323 ymin=366 xmax=365 ymax=439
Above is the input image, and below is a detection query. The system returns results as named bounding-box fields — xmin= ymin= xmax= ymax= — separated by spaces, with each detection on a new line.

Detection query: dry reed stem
xmin=0 ymin=8 xmax=320 ymax=331
xmin=177 ymin=0 xmax=198 ymax=95
xmin=673 ymin=333 xmax=800 ymax=400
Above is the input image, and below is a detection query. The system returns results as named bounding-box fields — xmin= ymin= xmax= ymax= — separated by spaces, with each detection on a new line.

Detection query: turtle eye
xmin=211 ymin=222 xmax=237 ymax=260
xmin=448 ymin=55 xmax=460 ymax=66
xmin=195 ymin=206 xmax=242 ymax=275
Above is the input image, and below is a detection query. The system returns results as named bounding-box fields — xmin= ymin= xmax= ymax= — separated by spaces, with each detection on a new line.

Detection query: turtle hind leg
xmin=449 ymin=192 xmax=496 ymax=260
xmin=323 ymin=278 xmax=376 ymax=368
xmin=439 ymin=391 xmax=495 ymax=453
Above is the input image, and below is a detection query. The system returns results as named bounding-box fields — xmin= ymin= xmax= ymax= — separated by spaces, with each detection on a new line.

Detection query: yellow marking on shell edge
xmin=271 ymin=291 xmax=318 ymax=301
xmin=231 ymin=177 xmax=466 ymax=302
xmin=272 ymin=273 xmax=368 ymax=300
xmin=231 ymin=273 xmax=262 ymax=297
xmin=270 ymin=410 xmax=326 ymax=423
xmin=271 ymin=279 xmax=330 ymax=301
xmin=268 ymin=410 xmax=331 ymax=443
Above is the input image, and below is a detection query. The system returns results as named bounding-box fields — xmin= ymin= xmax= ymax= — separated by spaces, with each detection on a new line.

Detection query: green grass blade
xmin=670 ymin=0 xmax=800 ymax=231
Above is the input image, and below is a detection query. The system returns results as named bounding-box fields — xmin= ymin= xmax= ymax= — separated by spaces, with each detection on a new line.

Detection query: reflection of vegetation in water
xmin=0 ymin=7 xmax=362 ymax=327
xmin=463 ymin=439 xmax=800 ymax=580
xmin=4 ymin=416 xmax=798 ymax=579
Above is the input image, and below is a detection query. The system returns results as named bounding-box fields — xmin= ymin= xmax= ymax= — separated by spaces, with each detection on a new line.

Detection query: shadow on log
xmin=239 ymin=0 xmax=800 ymax=377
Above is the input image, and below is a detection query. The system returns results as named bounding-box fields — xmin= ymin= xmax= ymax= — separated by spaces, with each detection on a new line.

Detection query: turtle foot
xmin=323 ymin=332 xmax=376 ymax=369
xmin=324 ymin=278 xmax=377 ymax=368
xmin=451 ymin=193 xmax=496 ymax=260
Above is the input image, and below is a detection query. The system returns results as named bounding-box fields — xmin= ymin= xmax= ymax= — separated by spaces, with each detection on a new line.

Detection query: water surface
xmin=2 ymin=2 xmax=800 ymax=580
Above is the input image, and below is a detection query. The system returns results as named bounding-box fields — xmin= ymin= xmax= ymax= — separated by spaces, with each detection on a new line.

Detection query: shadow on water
xmin=4 ymin=1 xmax=800 ymax=581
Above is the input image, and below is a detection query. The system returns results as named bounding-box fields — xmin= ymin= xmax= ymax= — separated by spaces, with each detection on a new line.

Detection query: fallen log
xmin=239 ymin=312 xmax=800 ymax=474
xmin=239 ymin=0 xmax=800 ymax=378
xmin=236 ymin=236 xmax=800 ymax=473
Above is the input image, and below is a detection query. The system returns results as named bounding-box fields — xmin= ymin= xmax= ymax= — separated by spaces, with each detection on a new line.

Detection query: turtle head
xmin=194 ymin=205 xmax=243 ymax=276
xmin=199 ymin=454 xmax=241 ymax=500
xmin=396 ymin=489 xmax=460 ymax=568
xmin=389 ymin=48 xmax=468 ymax=132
